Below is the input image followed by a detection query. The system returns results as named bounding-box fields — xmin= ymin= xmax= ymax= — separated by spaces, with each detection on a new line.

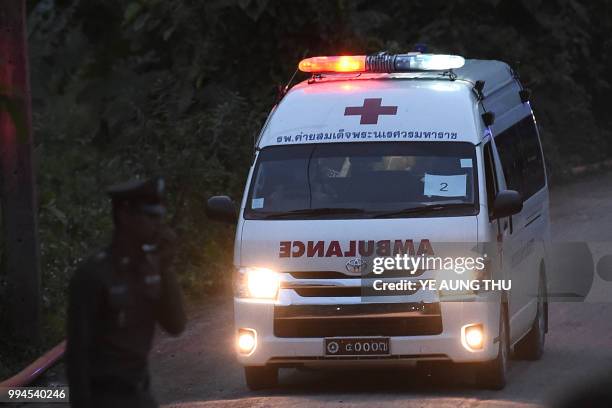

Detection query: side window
xmin=518 ymin=117 xmax=546 ymax=198
xmin=483 ymin=141 xmax=498 ymax=218
xmin=495 ymin=125 xmax=524 ymax=197
xmin=494 ymin=116 xmax=546 ymax=201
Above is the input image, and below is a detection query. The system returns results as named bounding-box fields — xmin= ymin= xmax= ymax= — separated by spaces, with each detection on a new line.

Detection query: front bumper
xmin=234 ymin=295 xmax=501 ymax=367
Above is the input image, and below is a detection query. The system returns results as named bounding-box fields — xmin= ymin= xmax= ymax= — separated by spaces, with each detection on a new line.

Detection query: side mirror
xmin=492 ymin=190 xmax=523 ymax=219
xmin=206 ymin=195 xmax=237 ymax=224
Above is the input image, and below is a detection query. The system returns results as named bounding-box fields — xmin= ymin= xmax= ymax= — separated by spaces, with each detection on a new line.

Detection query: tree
xmin=0 ymin=0 xmax=40 ymax=343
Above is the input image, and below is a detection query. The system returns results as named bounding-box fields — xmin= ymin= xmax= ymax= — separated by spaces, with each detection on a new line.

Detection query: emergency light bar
xmin=298 ymin=53 xmax=465 ymax=74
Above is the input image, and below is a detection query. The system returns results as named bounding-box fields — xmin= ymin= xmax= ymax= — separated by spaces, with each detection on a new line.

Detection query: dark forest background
xmin=1 ymin=0 xmax=612 ymax=375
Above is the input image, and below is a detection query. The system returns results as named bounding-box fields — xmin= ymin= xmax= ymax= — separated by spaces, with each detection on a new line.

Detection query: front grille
xmin=274 ymin=302 xmax=442 ymax=337
xmin=292 ymin=287 xmax=362 ymax=297
xmin=289 ymin=271 xmax=359 ymax=279
xmin=288 ymin=269 xmax=427 ymax=279
xmin=288 ymin=285 xmax=419 ymax=297
xmin=284 ymin=270 xmax=425 ymax=297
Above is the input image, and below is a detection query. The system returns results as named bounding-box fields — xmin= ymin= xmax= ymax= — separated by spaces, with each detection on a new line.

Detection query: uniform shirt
xmin=66 ymin=244 xmax=186 ymax=407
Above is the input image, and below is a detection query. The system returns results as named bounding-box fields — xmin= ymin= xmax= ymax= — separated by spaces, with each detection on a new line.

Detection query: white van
xmin=206 ymin=52 xmax=550 ymax=390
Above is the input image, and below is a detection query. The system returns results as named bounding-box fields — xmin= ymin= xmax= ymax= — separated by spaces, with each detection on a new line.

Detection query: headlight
xmin=237 ymin=328 xmax=257 ymax=354
xmin=461 ymin=323 xmax=484 ymax=351
xmin=234 ymin=266 xmax=280 ymax=300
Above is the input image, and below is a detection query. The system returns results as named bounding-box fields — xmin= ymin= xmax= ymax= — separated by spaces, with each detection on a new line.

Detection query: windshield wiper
xmin=255 ymin=207 xmax=365 ymax=219
xmin=372 ymin=203 xmax=476 ymax=219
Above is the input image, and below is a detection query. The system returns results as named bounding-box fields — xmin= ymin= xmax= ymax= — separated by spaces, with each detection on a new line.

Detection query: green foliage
xmin=0 ymin=88 xmax=28 ymax=142
xmin=14 ymin=0 xmax=612 ymax=352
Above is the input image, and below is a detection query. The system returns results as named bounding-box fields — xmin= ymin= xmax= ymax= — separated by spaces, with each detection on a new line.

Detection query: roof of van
xmin=257 ymin=59 xmax=522 ymax=148
xmin=454 ymin=59 xmax=517 ymax=97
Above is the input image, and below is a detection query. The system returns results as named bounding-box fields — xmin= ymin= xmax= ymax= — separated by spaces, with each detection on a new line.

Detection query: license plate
xmin=325 ymin=337 xmax=390 ymax=356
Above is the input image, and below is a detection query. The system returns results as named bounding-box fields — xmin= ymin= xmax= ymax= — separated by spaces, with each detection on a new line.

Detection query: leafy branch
xmin=0 ymin=87 xmax=28 ymax=143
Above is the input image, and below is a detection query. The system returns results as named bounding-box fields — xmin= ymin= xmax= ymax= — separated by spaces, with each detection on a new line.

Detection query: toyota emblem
xmin=346 ymin=257 xmax=367 ymax=275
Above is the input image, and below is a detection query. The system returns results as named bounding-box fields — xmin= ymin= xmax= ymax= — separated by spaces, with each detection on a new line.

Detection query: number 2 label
xmin=423 ymin=173 xmax=467 ymax=197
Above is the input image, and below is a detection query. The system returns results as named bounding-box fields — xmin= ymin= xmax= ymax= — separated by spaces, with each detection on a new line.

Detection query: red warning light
xmin=298 ymin=55 xmax=366 ymax=73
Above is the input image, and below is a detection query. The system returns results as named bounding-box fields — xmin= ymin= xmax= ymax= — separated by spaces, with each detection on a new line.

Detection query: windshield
xmin=245 ymin=142 xmax=478 ymax=219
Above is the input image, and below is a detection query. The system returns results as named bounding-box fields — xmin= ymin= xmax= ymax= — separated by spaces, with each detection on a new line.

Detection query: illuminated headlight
xmin=237 ymin=328 xmax=257 ymax=354
xmin=234 ymin=266 xmax=280 ymax=300
xmin=461 ymin=323 xmax=484 ymax=351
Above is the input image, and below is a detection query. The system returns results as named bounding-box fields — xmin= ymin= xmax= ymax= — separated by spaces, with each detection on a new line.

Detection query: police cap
xmin=107 ymin=177 xmax=166 ymax=216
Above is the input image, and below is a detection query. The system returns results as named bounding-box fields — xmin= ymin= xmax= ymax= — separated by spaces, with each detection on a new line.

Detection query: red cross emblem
xmin=344 ymin=98 xmax=398 ymax=124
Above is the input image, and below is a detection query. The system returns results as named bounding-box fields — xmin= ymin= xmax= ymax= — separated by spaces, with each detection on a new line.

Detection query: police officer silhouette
xmin=66 ymin=177 xmax=186 ymax=408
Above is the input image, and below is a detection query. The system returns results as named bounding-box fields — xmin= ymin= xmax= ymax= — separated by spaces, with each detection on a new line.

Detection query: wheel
xmin=244 ymin=366 xmax=278 ymax=390
xmin=514 ymin=274 xmax=547 ymax=360
xmin=476 ymin=302 xmax=509 ymax=390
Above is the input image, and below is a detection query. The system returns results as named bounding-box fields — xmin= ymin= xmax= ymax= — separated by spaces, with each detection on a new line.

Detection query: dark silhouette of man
xmin=66 ymin=177 xmax=186 ymax=407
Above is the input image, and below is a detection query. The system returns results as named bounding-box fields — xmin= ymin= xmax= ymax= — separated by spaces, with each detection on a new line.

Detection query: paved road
xmin=147 ymin=173 xmax=612 ymax=407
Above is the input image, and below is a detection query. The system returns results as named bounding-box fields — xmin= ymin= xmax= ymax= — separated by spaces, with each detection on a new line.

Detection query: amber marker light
xmin=298 ymin=55 xmax=366 ymax=73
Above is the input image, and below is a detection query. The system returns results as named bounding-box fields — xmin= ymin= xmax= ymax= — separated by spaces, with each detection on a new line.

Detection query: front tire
xmin=244 ymin=366 xmax=278 ymax=390
xmin=476 ymin=302 xmax=509 ymax=390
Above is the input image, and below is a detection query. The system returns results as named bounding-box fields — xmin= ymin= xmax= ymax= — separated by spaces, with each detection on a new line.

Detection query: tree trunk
xmin=0 ymin=0 xmax=41 ymax=343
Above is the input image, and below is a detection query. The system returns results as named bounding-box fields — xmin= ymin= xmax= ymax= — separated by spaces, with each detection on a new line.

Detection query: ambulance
xmin=206 ymin=51 xmax=550 ymax=390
